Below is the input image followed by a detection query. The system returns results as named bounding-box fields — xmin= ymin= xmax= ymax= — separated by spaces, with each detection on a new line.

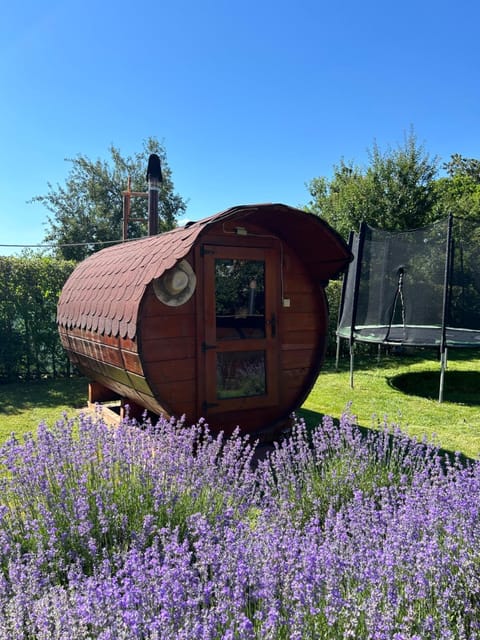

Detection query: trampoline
xmin=336 ymin=215 xmax=480 ymax=401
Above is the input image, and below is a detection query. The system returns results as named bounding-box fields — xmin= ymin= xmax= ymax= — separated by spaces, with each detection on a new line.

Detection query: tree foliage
xmin=432 ymin=154 xmax=480 ymax=221
xmin=306 ymin=131 xmax=439 ymax=237
xmin=444 ymin=153 xmax=480 ymax=181
xmin=0 ymin=254 xmax=76 ymax=382
xmin=33 ymin=138 xmax=187 ymax=261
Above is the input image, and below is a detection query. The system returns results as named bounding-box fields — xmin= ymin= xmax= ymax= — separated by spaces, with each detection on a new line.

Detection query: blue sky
xmin=1 ymin=0 xmax=479 ymax=255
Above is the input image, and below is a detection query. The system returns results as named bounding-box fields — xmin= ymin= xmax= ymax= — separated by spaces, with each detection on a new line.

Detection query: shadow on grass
xmin=297 ymin=408 xmax=378 ymax=442
xmin=388 ymin=371 xmax=480 ymax=405
xmin=0 ymin=377 xmax=87 ymax=415
xmin=296 ymin=407 xmax=474 ymax=465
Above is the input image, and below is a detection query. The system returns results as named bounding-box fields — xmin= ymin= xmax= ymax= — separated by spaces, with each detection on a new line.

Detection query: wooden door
xmin=202 ymin=245 xmax=280 ymax=414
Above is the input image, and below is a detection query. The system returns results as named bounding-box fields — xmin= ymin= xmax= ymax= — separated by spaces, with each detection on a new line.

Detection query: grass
xmin=0 ymin=376 xmax=87 ymax=442
xmin=0 ymin=348 xmax=479 ymax=458
xmin=301 ymin=347 xmax=480 ymax=460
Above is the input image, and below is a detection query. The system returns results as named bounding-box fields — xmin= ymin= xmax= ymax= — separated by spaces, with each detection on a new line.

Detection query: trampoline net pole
xmin=439 ymin=347 xmax=448 ymax=403
xmin=439 ymin=214 xmax=454 ymax=403
xmin=347 ymin=224 xmax=366 ymax=389
xmin=336 ymin=231 xmax=355 ymax=371
xmin=349 ymin=344 xmax=355 ymax=389
xmin=335 ymin=334 xmax=341 ymax=370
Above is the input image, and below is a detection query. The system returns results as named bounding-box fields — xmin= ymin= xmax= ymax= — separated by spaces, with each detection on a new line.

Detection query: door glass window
xmin=215 ymin=259 xmax=265 ymax=340
xmin=216 ymin=350 xmax=266 ymax=399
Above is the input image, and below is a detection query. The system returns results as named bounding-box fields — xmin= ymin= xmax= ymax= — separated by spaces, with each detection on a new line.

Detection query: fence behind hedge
xmin=0 ymin=255 xmax=76 ymax=383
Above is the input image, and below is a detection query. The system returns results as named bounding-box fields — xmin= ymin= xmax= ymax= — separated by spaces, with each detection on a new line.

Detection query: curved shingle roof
xmin=57 ymin=203 xmax=351 ymax=340
xmin=57 ymin=223 xmax=204 ymax=339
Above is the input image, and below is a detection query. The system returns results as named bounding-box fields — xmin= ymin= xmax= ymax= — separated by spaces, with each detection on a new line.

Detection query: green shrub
xmin=0 ymin=255 xmax=76 ymax=382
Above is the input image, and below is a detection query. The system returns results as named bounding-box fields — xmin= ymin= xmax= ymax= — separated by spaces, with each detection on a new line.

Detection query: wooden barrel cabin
xmin=57 ymin=203 xmax=352 ymax=437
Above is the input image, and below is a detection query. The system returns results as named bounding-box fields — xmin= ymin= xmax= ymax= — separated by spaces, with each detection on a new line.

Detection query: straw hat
xmin=153 ymin=260 xmax=197 ymax=306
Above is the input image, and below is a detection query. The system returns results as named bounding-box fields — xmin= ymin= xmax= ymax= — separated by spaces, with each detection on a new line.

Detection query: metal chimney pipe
xmin=146 ymin=154 xmax=162 ymax=236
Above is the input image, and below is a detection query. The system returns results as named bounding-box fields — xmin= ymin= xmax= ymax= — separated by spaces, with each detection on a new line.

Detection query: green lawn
xmin=301 ymin=348 xmax=480 ymax=460
xmin=0 ymin=376 xmax=87 ymax=443
xmin=0 ymin=349 xmax=479 ymax=459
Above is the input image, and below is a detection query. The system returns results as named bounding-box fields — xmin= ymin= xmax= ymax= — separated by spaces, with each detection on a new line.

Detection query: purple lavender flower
xmin=0 ymin=410 xmax=479 ymax=638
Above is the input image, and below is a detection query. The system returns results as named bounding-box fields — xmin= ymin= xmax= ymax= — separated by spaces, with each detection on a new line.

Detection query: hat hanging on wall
xmin=153 ymin=260 xmax=197 ymax=307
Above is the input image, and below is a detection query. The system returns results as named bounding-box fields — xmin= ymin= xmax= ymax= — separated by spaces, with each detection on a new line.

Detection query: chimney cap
xmin=146 ymin=153 xmax=162 ymax=182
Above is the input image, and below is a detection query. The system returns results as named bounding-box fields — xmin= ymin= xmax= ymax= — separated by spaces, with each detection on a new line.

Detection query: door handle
xmin=268 ymin=313 xmax=276 ymax=338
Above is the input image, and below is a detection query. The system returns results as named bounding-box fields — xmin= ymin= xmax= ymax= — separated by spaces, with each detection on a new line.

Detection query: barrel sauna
xmin=57 ymin=203 xmax=352 ymax=438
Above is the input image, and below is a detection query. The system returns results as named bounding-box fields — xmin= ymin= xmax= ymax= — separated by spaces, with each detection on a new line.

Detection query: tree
xmin=306 ymin=131 xmax=439 ymax=237
xmin=33 ymin=137 xmax=187 ymax=261
xmin=443 ymin=153 xmax=480 ymax=182
xmin=306 ymin=161 xmax=369 ymax=239
xmin=432 ymin=154 xmax=480 ymax=220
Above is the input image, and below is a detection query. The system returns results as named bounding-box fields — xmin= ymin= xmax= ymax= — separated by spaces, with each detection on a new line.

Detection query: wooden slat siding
xmin=147 ymin=358 xmax=196 ymax=385
xmin=279 ymin=382 xmax=307 ymax=406
xmin=138 ymin=282 xmax=197 ymax=419
xmin=141 ymin=315 xmax=196 ymax=340
xmin=59 ymin=322 xmax=158 ymax=414
xmin=283 ymin=367 xmax=311 ymax=381
xmin=138 ymin=286 xmax=196 ymax=362
xmin=201 ymin=406 xmax=286 ymax=439
xmin=58 ymin=331 xmax=78 ymax=364
xmin=58 ymin=325 xmax=143 ymax=376
xmin=62 ymin=325 xmax=138 ymax=351
xmin=283 ymin=312 xmax=320 ymax=332
xmin=278 ymin=245 xmax=328 ymax=409
xmin=281 ymin=348 xmax=315 ymax=369
xmin=71 ymin=352 xmax=137 ymax=390
xmin=280 ymin=368 xmax=316 ymax=400
xmin=74 ymin=357 xmax=166 ymax=416
xmin=140 ymin=337 xmax=196 ymax=362
xmin=284 ymin=278 xmax=322 ymax=294
xmin=280 ymin=340 xmax=324 ymax=375
xmin=199 ymin=231 xmax=277 ymax=251
xmin=283 ymin=293 xmax=318 ymax=313
xmin=128 ymin=372 xmax=155 ymax=395
xmin=66 ymin=334 xmax=124 ymax=368
xmin=153 ymin=380 xmax=197 ymax=403
xmin=194 ymin=243 xmax=206 ymax=421
xmin=281 ymin=330 xmax=318 ymax=346
xmin=103 ymin=379 xmax=165 ymax=416
xmin=120 ymin=350 xmax=143 ymax=375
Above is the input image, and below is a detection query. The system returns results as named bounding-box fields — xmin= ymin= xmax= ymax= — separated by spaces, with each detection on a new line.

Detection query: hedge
xmin=0 ymin=255 xmax=76 ymax=382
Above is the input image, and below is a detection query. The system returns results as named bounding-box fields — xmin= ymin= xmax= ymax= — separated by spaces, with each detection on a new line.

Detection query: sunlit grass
xmin=0 ymin=376 xmax=86 ymax=441
xmin=1 ymin=350 xmax=480 ymax=459
xmin=303 ymin=349 xmax=480 ymax=459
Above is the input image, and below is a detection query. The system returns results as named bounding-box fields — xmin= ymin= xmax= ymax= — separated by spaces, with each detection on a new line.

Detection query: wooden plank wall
xmin=138 ymin=284 xmax=197 ymax=420
xmin=279 ymin=246 xmax=327 ymax=405
xmin=57 ymin=325 xmax=165 ymax=414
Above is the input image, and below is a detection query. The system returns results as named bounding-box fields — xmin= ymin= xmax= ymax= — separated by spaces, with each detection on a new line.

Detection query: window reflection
xmin=215 ymin=259 xmax=265 ymax=340
xmin=216 ymin=351 xmax=266 ymax=399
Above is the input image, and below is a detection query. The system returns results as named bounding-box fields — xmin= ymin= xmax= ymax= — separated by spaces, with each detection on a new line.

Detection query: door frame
xmin=201 ymin=244 xmax=280 ymax=414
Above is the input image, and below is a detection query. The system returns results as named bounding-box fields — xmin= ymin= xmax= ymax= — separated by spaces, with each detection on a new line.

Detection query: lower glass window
xmin=216 ymin=350 xmax=266 ymax=399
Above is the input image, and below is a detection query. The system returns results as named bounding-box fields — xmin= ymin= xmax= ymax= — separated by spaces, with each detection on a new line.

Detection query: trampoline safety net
xmin=337 ymin=216 xmax=480 ymax=349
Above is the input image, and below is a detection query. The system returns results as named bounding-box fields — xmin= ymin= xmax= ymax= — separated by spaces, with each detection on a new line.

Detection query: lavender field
xmin=0 ymin=409 xmax=479 ymax=639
